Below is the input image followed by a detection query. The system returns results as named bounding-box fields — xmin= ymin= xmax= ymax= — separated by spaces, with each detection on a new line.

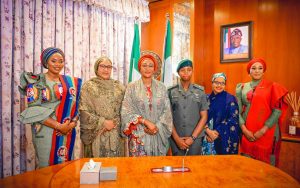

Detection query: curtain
xmin=172 ymin=7 xmax=191 ymax=77
xmin=0 ymin=0 xmax=149 ymax=178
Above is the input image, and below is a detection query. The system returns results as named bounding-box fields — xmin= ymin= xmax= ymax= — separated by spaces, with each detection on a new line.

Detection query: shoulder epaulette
xmin=167 ymin=84 xmax=179 ymax=91
xmin=192 ymin=84 xmax=204 ymax=91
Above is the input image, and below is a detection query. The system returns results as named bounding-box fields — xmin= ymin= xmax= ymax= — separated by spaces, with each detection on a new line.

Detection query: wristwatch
xmin=190 ymin=135 xmax=196 ymax=141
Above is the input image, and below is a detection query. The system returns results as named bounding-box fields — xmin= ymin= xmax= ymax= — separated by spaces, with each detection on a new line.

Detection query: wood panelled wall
xmin=142 ymin=0 xmax=300 ymax=132
xmin=141 ymin=0 xmax=172 ymax=59
xmin=194 ymin=0 xmax=300 ymax=96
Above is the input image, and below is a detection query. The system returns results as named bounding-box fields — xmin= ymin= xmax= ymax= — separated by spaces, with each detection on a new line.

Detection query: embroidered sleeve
xmin=214 ymin=95 xmax=240 ymax=154
xmin=19 ymin=72 xmax=41 ymax=95
xmin=236 ymin=83 xmax=245 ymax=127
xmin=154 ymin=88 xmax=173 ymax=137
xmin=123 ymin=116 xmax=143 ymax=136
xmin=215 ymin=97 xmax=240 ymax=136
xmin=148 ymin=84 xmax=173 ymax=154
xmin=121 ymin=84 xmax=143 ymax=137
xmin=79 ymin=82 xmax=106 ymax=145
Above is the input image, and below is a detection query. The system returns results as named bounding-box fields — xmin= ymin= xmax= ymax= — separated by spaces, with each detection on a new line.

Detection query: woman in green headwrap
xmin=79 ymin=57 xmax=125 ymax=157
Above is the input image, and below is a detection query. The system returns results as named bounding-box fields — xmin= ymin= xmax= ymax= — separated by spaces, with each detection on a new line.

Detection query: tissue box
xmin=80 ymin=162 xmax=102 ymax=184
xmin=100 ymin=167 xmax=117 ymax=181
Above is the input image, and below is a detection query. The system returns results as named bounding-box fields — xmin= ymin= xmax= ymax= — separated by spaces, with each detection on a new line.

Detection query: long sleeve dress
xmin=236 ymin=79 xmax=288 ymax=166
xmin=202 ymin=91 xmax=240 ymax=155
xmin=79 ymin=77 xmax=125 ymax=157
xmin=121 ymin=79 xmax=173 ymax=156
xmin=19 ymin=72 xmax=82 ymax=167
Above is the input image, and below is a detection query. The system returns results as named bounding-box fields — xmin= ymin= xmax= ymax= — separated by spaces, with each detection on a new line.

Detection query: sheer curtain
xmin=172 ymin=2 xmax=191 ymax=80
xmin=0 ymin=0 xmax=149 ymax=178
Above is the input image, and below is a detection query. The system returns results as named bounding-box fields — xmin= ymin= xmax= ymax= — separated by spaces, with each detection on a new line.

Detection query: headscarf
xmin=212 ymin=72 xmax=227 ymax=82
xmin=40 ymin=47 xmax=65 ymax=69
xmin=176 ymin=59 xmax=193 ymax=72
xmin=94 ymin=56 xmax=112 ymax=76
xmin=138 ymin=54 xmax=158 ymax=72
xmin=247 ymin=58 xmax=267 ymax=74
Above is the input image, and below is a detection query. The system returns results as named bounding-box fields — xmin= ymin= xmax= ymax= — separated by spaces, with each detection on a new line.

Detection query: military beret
xmin=177 ymin=59 xmax=193 ymax=72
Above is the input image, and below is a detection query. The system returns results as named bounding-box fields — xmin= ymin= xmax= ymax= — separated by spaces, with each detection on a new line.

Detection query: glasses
xmin=212 ymin=81 xmax=225 ymax=86
xmin=99 ymin=64 xmax=113 ymax=70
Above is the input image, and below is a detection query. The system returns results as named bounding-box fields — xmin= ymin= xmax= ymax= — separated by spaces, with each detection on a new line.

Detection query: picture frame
xmin=220 ymin=21 xmax=252 ymax=63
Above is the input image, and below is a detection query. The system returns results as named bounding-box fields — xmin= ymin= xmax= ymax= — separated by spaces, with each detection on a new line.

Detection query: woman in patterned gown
xmin=79 ymin=56 xmax=125 ymax=157
xmin=121 ymin=54 xmax=173 ymax=156
xmin=202 ymin=73 xmax=240 ymax=155
xmin=19 ymin=47 xmax=82 ymax=167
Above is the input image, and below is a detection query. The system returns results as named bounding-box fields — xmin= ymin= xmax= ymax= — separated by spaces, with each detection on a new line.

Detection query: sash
xmin=49 ymin=75 xmax=82 ymax=165
xmin=241 ymin=80 xmax=288 ymax=165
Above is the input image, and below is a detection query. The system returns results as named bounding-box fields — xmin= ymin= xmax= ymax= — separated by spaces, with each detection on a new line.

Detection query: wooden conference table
xmin=1 ymin=155 xmax=299 ymax=188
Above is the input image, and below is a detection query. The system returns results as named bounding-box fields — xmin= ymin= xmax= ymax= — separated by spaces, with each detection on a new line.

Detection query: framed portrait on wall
xmin=220 ymin=21 xmax=252 ymax=63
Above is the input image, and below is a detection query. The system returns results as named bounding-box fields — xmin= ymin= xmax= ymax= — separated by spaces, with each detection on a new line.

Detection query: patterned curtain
xmin=172 ymin=2 xmax=191 ymax=78
xmin=0 ymin=0 xmax=149 ymax=178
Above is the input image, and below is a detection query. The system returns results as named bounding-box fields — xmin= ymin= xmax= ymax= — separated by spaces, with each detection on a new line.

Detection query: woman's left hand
xmin=206 ymin=129 xmax=219 ymax=141
xmin=183 ymin=137 xmax=194 ymax=146
xmin=143 ymin=119 xmax=158 ymax=135
xmin=206 ymin=136 xmax=213 ymax=143
xmin=66 ymin=121 xmax=77 ymax=134
xmin=103 ymin=120 xmax=116 ymax=131
xmin=254 ymin=125 xmax=269 ymax=140
xmin=144 ymin=127 xmax=158 ymax=135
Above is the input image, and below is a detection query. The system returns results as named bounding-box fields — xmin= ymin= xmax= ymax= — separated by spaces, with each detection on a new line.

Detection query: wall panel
xmin=142 ymin=0 xmax=300 ymax=132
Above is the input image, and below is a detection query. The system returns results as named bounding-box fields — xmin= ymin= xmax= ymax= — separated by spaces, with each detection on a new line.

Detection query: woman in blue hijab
xmin=202 ymin=73 xmax=240 ymax=155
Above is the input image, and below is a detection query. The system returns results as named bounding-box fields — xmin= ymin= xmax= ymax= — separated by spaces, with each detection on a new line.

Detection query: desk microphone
xmin=182 ymin=148 xmax=189 ymax=172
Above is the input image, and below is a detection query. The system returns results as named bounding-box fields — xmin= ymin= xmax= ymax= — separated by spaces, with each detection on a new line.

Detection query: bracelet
xmin=190 ymin=135 xmax=196 ymax=141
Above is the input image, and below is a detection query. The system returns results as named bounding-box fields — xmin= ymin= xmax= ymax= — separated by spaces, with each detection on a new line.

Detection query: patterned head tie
xmin=40 ymin=47 xmax=65 ymax=69
xmin=176 ymin=59 xmax=193 ymax=73
xmin=231 ymin=28 xmax=242 ymax=37
xmin=212 ymin=72 xmax=227 ymax=82
xmin=138 ymin=54 xmax=158 ymax=72
xmin=247 ymin=58 xmax=267 ymax=74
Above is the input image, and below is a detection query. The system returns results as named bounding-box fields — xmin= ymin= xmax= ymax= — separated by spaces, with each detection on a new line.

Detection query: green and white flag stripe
xmin=128 ymin=23 xmax=141 ymax=83
xmin=162 ymin=19 xmax=172 ymax=87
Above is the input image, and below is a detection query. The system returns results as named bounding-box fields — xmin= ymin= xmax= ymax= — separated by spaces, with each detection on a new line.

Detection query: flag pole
xmin=166 ymin=13 xmax=170 ymax=19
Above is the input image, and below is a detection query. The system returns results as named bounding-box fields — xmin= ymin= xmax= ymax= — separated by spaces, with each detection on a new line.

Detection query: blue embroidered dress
xmin=202 ymin=91 xmax=240 ymax=155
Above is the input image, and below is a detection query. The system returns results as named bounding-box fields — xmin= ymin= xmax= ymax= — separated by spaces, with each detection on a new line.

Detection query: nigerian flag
xmin=128 ymin=23 xmax=141 ymax=83
xmin=162 ymin=18 xmax=172 ymax=87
